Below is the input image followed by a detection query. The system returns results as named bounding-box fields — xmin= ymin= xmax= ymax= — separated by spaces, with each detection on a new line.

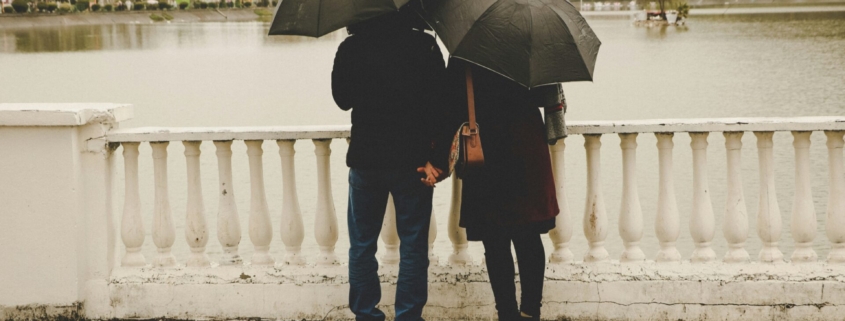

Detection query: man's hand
xmin=417 ymin=162 xmax=444 ymax=187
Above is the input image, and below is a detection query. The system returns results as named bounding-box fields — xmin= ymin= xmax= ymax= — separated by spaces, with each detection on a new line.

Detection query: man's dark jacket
xmin=331 ymin=26 xmax=449 ymax=170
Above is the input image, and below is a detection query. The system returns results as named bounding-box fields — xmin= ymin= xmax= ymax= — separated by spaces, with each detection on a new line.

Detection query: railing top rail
xmin=567 ymin=116 xmax=845 ymax=135
xmin=106 ymin=125 xmax=352 ymax=143
xmin=105 ymin=117 xmax=845 ymax=142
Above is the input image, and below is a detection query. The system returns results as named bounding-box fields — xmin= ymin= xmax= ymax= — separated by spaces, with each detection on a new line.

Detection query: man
xmin=331 ymin=8 xmax=448 ymax=321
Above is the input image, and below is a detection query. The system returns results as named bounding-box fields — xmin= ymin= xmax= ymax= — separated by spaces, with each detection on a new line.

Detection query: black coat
xmin=439 ymin=59 xmax=562 ymax=241
xmin=331 ymin=28 xmax=449 ymax=170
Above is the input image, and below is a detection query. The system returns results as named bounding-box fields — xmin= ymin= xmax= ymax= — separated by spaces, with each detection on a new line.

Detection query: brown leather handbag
xmin=448 ymin=65 xmax=485 ymax=178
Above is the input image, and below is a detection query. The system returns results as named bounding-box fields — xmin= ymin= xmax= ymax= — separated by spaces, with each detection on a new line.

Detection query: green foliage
xmin=103 ymin=3 xmax=112 ymax=10
xmin=207 ymin=1 xmax=216 ymax=8
xmin=2 ymin=5 xmax=14 ymax=13
xmin=157 ymin=0 xmax=169 ymax=10
xmin=225 ymin=1 xmax=232 ymax=7
xmin=47 ymin=2 xmax=58 ymax=11
xmin=11 ymin=0 xmax=28 ymax=13
xmin=178 ymin=1 xmax=187 ymax=9
xmin=242 ymin=1 xmax=250 ymax=7
xmin=149 ymin=12 xmax=163 ymax=20
xmin=57 ymin=2 xmax=71 ymax=12
xmin=75 ymin=0 xmax=88 ymax=11
xmin=253 ymin=7 xmax=269 ymax=16
xmin=161 ymin=11 xmax=172 ymax=19
xmin=36 ymin=1 xmax=48 ymax=12
xmin=133 ymin=1 xmax=144 ymax=10
xmin=199 ymin=1 xmax=207 ymax=8
xmin=91 ymin=3 xmax=100 ymax=11
xmin=271 ymin=0 xmax=276 ymax=6
xmin=116 ymin=3 xmax=125 ymax=10
xmin=676 ymin=2 xmax=690 ymax=19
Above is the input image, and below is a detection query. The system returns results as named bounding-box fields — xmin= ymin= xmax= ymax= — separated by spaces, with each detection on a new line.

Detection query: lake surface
xmin=1 ymin=11 xmax=844 ymax=265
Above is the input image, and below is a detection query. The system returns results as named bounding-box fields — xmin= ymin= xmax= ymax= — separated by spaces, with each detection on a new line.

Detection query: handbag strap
xmin=465 ymin=65 xmax=478 ymax=135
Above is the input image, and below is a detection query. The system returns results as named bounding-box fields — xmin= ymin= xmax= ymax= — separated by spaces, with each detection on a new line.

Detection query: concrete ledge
xmin=0 ymin=303 xmax=83 ymax=321
xmin=92 ymin=262 xmax=845 ymax=320
xmin=0 ymin=103 xmax=133 ymax=126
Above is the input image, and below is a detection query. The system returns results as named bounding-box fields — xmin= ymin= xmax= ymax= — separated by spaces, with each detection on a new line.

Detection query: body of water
xmin=1 ymin=11 xmax=844 ymax=264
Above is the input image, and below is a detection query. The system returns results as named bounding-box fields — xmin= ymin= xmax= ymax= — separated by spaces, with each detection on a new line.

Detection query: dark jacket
xmin=332 ymin=24 xmax=448 ymax=170
xmin=437 ymin=59 xmax=562 ymax=240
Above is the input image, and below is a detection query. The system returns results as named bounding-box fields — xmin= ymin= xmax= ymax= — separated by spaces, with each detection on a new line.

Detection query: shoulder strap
xmin=465 ymin=65 xmax=478 ymax=135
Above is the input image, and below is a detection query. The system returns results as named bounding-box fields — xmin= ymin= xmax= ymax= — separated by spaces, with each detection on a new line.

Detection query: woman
xmin=438 ymin=59 xmax=562 ymax=321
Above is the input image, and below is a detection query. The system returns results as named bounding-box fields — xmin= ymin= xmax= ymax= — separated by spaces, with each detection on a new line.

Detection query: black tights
xmin=482 ymin=230 xmax=546 ymax=321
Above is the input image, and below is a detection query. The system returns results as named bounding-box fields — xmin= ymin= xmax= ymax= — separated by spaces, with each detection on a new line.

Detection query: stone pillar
xmin=0 ymin=103 xmax=133 ymax=318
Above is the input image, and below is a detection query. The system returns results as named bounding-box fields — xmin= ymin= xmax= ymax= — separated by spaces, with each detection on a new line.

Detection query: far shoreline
xmin=1 ymin=3 xmax=844 ymax=29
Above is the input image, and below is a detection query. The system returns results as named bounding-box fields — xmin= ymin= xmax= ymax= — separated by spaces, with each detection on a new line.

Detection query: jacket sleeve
xmin=427 ymin=44 xmax=459 ymax=172
xmin=430 ymin=58 xmax=466 ymax=173
xmin=331 ymin=37 xmax=361 ymax=111
xmin=529 ymin=83 xmax=564 ymax=108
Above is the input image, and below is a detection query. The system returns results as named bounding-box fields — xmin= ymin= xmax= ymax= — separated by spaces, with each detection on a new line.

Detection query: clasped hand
xmin=417 ymin=162 xmax=444 ymax=187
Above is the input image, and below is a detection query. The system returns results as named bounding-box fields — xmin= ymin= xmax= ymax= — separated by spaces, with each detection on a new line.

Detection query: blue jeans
xmin=348 ymin=168 xmax=433 ymax=321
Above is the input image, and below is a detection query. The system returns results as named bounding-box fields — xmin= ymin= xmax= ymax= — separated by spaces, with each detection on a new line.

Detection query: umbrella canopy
xmin=419 ymin=0 xmax=601 ymax=87
xmin=269 ymin=0 xmax=410 ymax=37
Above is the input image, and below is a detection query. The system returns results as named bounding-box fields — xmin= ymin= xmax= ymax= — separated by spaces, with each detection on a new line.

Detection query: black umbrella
xmin=419 ymin=0 xmax=600 ymax=87
xmin=269 ymin=0 xmax=410 ymax=37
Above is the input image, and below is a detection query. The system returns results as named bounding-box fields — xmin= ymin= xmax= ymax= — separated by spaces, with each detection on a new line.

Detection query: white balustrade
xmin=583 ymin=134 xmax=609 ymax=263
xmin=429 ymin=209 xmax=438 ymax=264
xmin=313 ymin=139 xmax=339 ymax=266
xmin=105 ymin=117 xmax=845 ymax=271
xmin=548 ymin=139 xmax=574 ymax=264
xmin=381 ymin=194 xmax=400 ymax=265
xmin=826 ymin=131 xmax=845 ymax=263
xmin=655 ymin=133 xmax=681 ymax=263
xmin=277 ymin=140 xmax=305 ymax=265
xmin=120 ymin=142 xmax=146 ymax=267
xmin=246 ymin=140 xmax=274 ymax=266
xmin=754 ymin=131 xmax=783 ymax=263
xmin=790 ymin=131 xmax=817 ymax=263
xmin=618 ymin=134 xmax=644 ymax=263
xmin=689 ymin=133 xmax=716 ymax=263
xmin=215 ymin=140 xmax=242 ymax=265
xmin=183 ymin=141 xmax=210 ymax=267
xmin=151 ymin=142 xmax=177 ymax=267
xmin=722 ymin=132 xmax=750 ymax=263
xmin=448 ymin=174 xmax=473 ymax=266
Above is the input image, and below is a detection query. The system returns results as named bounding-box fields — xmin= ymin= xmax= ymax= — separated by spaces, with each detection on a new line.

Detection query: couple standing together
xmin=332 ymin=9 xmax=564 ymax=321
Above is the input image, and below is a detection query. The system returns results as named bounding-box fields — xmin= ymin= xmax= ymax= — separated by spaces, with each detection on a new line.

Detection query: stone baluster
xmin=313 ymin=139 xmax=339 ymax=266
xmin=448 ymin=174 xmax=473 ymax=265
xmin=689 ymin=133 xmax=716 ymax=263
xmin=277 ymin=140 xmax=305 ymax=265
xmin=246 ymin=140 xmax=274 ymax=266
xmin=583 ymin=134 xmax=609 ymax=263
xmin=618 ymin=133 xmax=644 ymax=263
xmin=655 ymin=133 xmax=681 ymax=263
xmin=183 ymin=141 xmax=210 ymax=267
xmin=754 ymin=131 xmax=783 ymax=263
xmin=121 ymin=142 xmax=146 ymax=267
xmin=722 ymin=132 xmax=750 ymax=263
xmin=790 ymin=131 xmax=817 ymax=263
xmin=825 ymin=131 xmax=845 ymax=263
xmin=429 ymin=209 xmax=438 ymax=264
xmin=381 ymin=194 xmax=400 ymax=265
xmin=548 ymin=139 xmax=574 ymax=264
xmin=215 ymin=140 xmax=242 ymax=265
xmin=151 ymin=142 xmax=176 ymax=267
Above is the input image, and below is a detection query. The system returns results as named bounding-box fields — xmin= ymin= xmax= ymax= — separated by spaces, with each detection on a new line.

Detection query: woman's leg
xmin=512 ymin=231 xmax=546 ymax=320
xmin=482 ymin=234 xmax=519 ymax=321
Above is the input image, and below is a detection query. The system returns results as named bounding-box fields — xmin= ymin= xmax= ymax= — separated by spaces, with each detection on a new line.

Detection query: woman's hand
xmin=417 ymin=162 xmax=444 ymax=187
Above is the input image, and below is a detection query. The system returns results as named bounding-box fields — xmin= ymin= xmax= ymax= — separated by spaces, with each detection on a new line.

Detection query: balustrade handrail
xmin=105 ymin=117 xmax=845 ymax=142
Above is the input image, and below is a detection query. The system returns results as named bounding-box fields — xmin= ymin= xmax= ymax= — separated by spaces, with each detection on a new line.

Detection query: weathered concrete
xmin=0 ymin=104 xmax=127 ymax=319
xmin=89 ymin=262 xmax=845 ymax=321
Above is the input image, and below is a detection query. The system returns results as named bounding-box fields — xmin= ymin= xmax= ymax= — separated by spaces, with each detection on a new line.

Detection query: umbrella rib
xmin=316 ymin=0 xmax=323 ymax=36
